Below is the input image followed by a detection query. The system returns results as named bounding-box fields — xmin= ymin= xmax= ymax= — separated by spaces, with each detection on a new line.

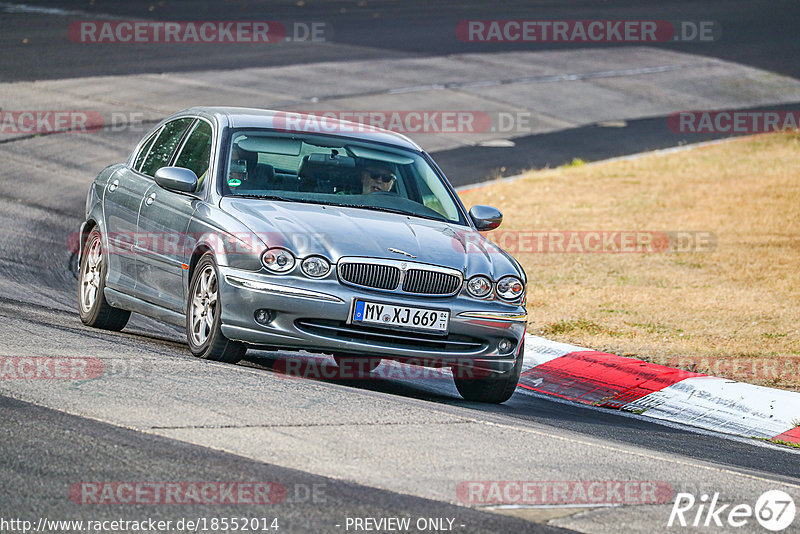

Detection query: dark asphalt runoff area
xmin=4 ymin=0 xmax=799 ymax=81
xmin=0 ymin=395 xmax=566 ymax=533
xmin=3 ymin=0 xmax=800 ymax=182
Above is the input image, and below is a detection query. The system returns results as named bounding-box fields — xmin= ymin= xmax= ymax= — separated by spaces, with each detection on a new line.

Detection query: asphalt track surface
xmin=3 ymin=0 xmax=800 ymax=81
xmin=1 ymin=396 xmax=566 ymax=533
xmin=1 ymin=1 xmax=800 ymax=533
xmin=3 ymin=0 xmax=800 ymax=181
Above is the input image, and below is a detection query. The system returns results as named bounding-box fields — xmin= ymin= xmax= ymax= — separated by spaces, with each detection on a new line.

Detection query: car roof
xmin=176 ymin=106 xmax=423 ymax=152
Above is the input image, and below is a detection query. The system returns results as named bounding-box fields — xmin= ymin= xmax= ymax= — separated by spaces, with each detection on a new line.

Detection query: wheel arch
xmin=185 ymin=244 xmax=215 ymax=308
xmin=77 ymin=218 xmax=102 ymax=267
xmin=188 ymin=244 xmax=215 ymax=279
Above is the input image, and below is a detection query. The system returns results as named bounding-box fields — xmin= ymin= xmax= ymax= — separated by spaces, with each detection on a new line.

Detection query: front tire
xmin=186 ymin=253 xmax=245 ymax=363
xmin=78 ymin=228 xmax=130 ymax=331
xmin=453 ymin=340 xmax=523 ymax=403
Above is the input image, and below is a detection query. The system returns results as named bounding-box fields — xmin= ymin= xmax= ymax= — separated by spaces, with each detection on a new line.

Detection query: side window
xmin=173 ymin=120 xmax=213 ymax=190
xmin=139 ymin=118 xmax=193 ymax=177
xmin=406 ymin=165 xmax=458 ymax=220
xmin=133 ymin=129 xmax=159 ymax=171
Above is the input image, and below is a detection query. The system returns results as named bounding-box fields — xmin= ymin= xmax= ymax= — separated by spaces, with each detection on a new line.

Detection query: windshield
xmin=221 ymin=130 xmax=465 ymax=224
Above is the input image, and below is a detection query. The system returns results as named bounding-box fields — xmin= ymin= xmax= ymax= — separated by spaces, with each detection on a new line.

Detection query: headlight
xmin=466 ymin=276 xmax=492 ymax=298
xmin=496 ymin=276 xmax=524 ymax=301
xmin=262 ymin=248 xmax=295 ymax=273
xmin=301 ymin=256 xmax=330 ymax=278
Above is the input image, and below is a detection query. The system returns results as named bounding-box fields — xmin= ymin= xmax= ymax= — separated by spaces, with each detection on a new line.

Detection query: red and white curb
xmin=519 ymin=334 xmax=800 ymax=445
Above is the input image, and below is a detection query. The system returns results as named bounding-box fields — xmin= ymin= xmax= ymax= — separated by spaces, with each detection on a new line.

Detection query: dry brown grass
xmin=458 ymin=132 xmax=800 ymax=390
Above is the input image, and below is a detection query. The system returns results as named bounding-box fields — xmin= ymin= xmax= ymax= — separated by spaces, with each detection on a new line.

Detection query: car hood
xmin=220 ymin=198 xmax=523 ymax=280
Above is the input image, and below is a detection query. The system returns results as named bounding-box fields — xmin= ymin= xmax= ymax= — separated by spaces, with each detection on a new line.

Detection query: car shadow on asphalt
xmin=242 ymin=349 xmax=474 ymax=403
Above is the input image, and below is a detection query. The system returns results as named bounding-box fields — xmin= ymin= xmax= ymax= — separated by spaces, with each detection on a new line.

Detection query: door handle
xmin=145 ymin=192 xmax=156 ymax=206
xmin=107 ymin=179 xmax=119 ymax=193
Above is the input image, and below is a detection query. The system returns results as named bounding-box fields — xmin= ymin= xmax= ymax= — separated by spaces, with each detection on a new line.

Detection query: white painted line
xmin=388 ymin=84 xmax=446 ymax=94
xmin=625 ymin=377 xmax=800 ymax=439
xmin=506 ymin=63 xmax=718 ymax=86
xmin=388 ymin=62 xmax=721 ymax=95
xmin=514 ymin=385 xmax=800 ymax=454
xmin=0 ymin=2 xmax=117 ymax=18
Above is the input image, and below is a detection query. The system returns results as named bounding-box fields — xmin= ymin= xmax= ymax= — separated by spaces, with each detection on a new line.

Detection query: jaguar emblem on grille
xmin=388 ymin=248 xmax=416 ymax=258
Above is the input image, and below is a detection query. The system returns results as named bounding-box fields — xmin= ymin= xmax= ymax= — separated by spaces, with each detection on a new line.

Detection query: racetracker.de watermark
xmin=0 ymin=111 xmax=103 ymax=134
xmin=0 ymin=357 xmax=103 ymax=380
xmin=665 ymin=356 xmax=799 ymax=384
xmin=272 ymin=357 xmax=498 ymax=381
xmin=6 ymin=109 xmax=639 ymax=136
xmin=457 ymin=20 xmax=719 ymax=43
xmin=668 ymin=110 xmax=800 ymax=134
xmin=272 ymin=110 xmax=491 ymax=134
xmin=465 ymin=230 xmax=718 ymax=254
xmin=68 ymin=21 xmax=327 ymax=43
xmin=68 ymin=231 xmax=331 ymax=257
xmin=69 ymin=482 xmax=326 ymax=505
xmin=68 ymin=231 xmax=717 ymax=257
xmin=270 ymin=110 xmax=647 ymax=135
xmin=456 ymin=480 xmax=674 ymax=505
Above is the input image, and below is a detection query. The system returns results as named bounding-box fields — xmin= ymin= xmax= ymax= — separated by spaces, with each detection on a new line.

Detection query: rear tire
xmin=78 ymin=228 xmax=130 ymax=331
xmin=186 ymin=253 xmax=245 ymax=363
xmin=453 ymin=340 xmax=523 ymax=403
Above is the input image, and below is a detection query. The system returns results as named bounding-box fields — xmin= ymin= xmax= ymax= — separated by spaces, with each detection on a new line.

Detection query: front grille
xmin=295 ymin=319 xmax=487 ymax=353
xmin=402 ymin=269 xmax=462 ymax=295
xmin=339 ymin=262 xmax=400 ymax=290
xmin=337 ymin=258 xmax=463 ymax=296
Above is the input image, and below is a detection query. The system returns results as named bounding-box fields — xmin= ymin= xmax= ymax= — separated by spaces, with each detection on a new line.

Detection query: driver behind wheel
xmin=361 ymin=165 xmax=396 ymax=194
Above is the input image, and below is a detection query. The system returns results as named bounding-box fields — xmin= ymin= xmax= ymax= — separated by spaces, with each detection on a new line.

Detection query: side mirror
xmin=154 ymin=166 xmax=198 ymax=193
xmin=469 ymin=205 xmax=503 ymax=231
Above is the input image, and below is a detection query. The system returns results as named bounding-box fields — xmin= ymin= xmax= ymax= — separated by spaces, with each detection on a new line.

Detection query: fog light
xmin=254 ymin=309 xmax=274 ymax=325
xmin=498 ymin=338 xmax=514 ymax=354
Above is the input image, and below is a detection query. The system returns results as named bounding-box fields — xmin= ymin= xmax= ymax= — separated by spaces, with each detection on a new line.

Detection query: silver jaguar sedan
xmin=78 ymin=107 xmax=527 ymax=403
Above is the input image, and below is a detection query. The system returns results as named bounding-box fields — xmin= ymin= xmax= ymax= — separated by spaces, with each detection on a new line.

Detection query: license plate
xmin=352 ymin=300 xmax=449 ymax=333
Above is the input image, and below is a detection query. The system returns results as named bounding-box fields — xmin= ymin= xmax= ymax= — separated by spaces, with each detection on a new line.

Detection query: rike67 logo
xmin=668 ymin=490 xmax=796 ymax=531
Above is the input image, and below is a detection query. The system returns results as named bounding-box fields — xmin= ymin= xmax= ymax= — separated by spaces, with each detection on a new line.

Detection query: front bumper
xmin=217 ymin=266 xmax=527 ymax=375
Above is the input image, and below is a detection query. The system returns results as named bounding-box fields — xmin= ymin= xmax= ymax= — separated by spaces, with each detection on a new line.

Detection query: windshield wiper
xmin=229 ymin=196 xmax=448 ymax=222
xmin=230 ymin=194 xmax=297 ymax=202
xmin=348 ymin=205 xmax=446 ymax=222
